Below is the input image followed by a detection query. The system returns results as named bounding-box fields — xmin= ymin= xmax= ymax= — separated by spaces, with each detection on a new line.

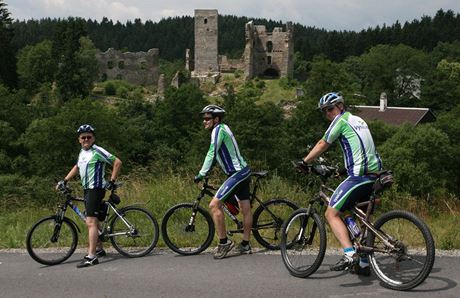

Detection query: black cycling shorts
xmin=84 ymin=188 xmax=106 ymax=218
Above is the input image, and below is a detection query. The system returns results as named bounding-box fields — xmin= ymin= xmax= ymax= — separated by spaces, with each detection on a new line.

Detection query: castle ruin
xmin=96 ymin=48 xmax=160 ymax=86
xmin=192 ymin=9 xmax=294 ymax=81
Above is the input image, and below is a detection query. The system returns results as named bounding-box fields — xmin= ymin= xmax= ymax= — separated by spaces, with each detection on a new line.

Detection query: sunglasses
xmin=322 ymin=107 xmax=335 ymax=113
xmin=80 ymin=136 xmax=93 ymax=140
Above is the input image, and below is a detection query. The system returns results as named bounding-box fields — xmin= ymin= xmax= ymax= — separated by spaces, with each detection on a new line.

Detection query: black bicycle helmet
xmin=77 ymin=124 xmax=95 ymax=134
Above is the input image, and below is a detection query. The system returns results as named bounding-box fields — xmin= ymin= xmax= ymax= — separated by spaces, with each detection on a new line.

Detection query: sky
xmin=7 ymin=0 xmax=460 ymax=31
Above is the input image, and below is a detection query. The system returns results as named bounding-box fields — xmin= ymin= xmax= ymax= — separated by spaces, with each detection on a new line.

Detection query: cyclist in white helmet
xmin=301 ymin=92 xmax=382 ymax=276
xmin=57 ymin=124 xmax=122 ymax=268
xmin=194 ymin=105 xmax=253 ymax=259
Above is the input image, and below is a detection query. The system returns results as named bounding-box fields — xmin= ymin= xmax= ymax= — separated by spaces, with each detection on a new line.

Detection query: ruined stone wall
xmin=194 ymin=9 xmax=219 ymax=74
xmin=218 ymin=55 xmax=244 ymax=73
xmin=96 ymin=48 xmax=160 ymax=86
xmin=242 ymin=22 xmax=294 ymax=79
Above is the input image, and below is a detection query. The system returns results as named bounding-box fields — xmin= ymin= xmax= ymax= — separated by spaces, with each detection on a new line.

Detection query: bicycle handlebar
xmin=57 ymin=182 xmax=123 ymax=196
xmin=292 ymin=160 xmax=343 ymax=179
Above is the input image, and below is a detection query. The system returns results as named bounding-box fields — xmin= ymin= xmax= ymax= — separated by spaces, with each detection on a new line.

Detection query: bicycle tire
xmin=252 ymin=198 xmax=299 ymax=250
xmin=367 ymin=210 xmax=435 ymax=291
xmin=161 ymin=203 xmax=214 ymax=255
xmin=109 ymin=206 xmax=159 ymax=258
xmin=280 ymin=208 xmax=327 ymax=278
xmin=26 ymin=216 xmax=78 ymax=266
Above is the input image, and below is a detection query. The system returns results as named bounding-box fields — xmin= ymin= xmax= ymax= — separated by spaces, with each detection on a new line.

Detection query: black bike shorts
xmin=216 ymin=167 xmax=251 ymax=201
xmin=84 ymin=188 xmax=106 ymax=218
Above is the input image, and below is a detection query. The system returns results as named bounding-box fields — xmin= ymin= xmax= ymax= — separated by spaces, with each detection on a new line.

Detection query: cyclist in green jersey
xmin=57 ymin=124 xmax=122 ymax=268
xmin=194 ymin=105 xmax=253 ymax=259
xmin=301 ymin=92 xmax=382 ymax=276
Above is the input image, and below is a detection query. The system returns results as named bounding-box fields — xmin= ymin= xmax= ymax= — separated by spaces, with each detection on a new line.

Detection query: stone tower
xmin=243 ymin=21 xmax=294 ymax=79
xmin=194 ymin=9 xmax=219 ymax=74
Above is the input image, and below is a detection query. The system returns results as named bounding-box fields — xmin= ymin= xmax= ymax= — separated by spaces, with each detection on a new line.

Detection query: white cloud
xmin=7 ymin=0 xmax=460 ymax=31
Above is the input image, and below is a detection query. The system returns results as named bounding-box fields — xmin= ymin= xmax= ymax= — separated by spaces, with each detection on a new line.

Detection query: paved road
xmin=0 ymin=250 xmax=458 ymax=297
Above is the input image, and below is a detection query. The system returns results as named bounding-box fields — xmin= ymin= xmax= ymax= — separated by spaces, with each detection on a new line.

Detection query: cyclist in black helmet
xmin=57 ymin=124 xmax=122 ymax=268
xmin=194 ymin=105 xmax=253 ymax=259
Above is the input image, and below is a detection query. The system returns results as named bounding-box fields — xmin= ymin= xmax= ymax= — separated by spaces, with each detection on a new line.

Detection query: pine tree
xmin=0 ymin=0 xmax=18 ymax=88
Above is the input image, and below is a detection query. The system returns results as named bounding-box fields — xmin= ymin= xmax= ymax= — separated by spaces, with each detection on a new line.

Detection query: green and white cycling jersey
xmin=77 ymin=144 xmax=116 ymax=189
xmin=322 ymin=111 xmax=382 ymax=176
xmin=198 ymin=123 xmax=247 ymax=177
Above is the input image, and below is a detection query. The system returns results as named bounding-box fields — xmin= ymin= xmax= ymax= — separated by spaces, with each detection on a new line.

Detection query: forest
xmin=1 ymin=0 xmax=460 ymax=215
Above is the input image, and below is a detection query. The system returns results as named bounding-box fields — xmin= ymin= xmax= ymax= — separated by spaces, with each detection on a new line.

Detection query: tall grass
xmin=1 ymin=173 xmax=459 ymax=249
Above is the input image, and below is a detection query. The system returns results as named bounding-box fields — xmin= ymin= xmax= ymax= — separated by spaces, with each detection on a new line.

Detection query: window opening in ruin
xmin=267 ymin=56 xmax=272 ymax=65
xmin=204 ymin=18 xmax=207 ymax=24
xmin=101 ymin=73 xmax=107 ymax=81
xmin=140 ymin=61 xmax=147 ymax=70
xmin=107 ymin=61 xmax=114 ymax=69
xmin=266 ymin=41 xmax=273 ymax=52
xmin=118 ymin=60 xmax=125 ymax=69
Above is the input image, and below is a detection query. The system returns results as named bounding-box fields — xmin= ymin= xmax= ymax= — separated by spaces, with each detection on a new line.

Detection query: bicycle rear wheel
xmin=280 ymin=208 xmax=326 ymax=278
xmin=109 ymin=206 xmax=159 ymax=257
xmin=367 ymin=210 xmax=435 ymax=291
xmin=161 ymin=203 xmax=214 ymax=255
xmin=252 ymin=198 xmax=298 ymax=249
xmin=26 ymin=216 xmax=78 ymax=266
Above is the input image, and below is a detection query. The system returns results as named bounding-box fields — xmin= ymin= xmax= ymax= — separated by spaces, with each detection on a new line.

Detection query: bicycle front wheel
xmin=367 ymin=210 xmax=435 ymax=291
xmin=109 ymin=206 xmax=159 ymax=258
xmin=252 ymin=198 xmax=298 ymax=250
xmin=161 ymin=203 xmax=214 ymax=255
xmin=26 ymin=216 xmax=78 ymax=266
xmin=280 ymin=208 xmax=326 ymax=278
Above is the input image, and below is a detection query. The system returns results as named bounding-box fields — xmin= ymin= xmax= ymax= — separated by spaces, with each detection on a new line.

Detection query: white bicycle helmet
xmin=318 ymin=92 xmax=344 ymax=110
xmin=200 ymin=105 xmax=226 ymax=117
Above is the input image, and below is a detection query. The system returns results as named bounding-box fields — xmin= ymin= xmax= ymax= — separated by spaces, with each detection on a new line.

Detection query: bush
xmin=105 ymin=82 xmax=116 ymax=95
xmin=117 ymin=86 xmax=129 ymax=98
xmin=255 ymin=80 xmax=266 ymax=89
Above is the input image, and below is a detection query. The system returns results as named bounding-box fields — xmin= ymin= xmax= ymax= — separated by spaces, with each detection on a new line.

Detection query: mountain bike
xmin=26 ymin=183 xmax=159 ymax=266
xmin=161 ymin=171 xmax=299 ymax=255
xmin=280 ymin=162 xmax=435 ymax=291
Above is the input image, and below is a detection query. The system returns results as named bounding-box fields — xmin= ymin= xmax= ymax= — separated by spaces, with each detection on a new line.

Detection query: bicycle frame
xmin=56 ymin=190 xmax=139 ymax=240
xmin=305 ymin=179 xmax=399 ymax=254
xmin=189 ymin=174 xmax=274 ymax=235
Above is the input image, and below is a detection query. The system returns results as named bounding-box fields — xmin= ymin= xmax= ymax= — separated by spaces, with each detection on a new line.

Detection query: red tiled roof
xmin=353 ymin=106 xmax=436 ymax=126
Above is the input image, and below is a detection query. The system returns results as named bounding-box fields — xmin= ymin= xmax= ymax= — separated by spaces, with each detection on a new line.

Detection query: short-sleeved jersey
xmin=77 ymin=144 xmax=116 ymax=189
xmin=198 ymin=123 xmax=247 ymax=177
xmin=322 ymin=111 xmax=382 ymax=176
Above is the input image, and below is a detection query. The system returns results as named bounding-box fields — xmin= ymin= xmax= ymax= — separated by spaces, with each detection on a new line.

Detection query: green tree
xmin=0 ymin=0 xmax=17 ymax=88
xmin=52 ymin=18 xmax=97 ymax=101
xmin=17 ymin=40 xmax=57 ymax=92
xmin=379 ymin=124 xmax=452 ymax=197
xmin=304 ymin=55 xmax=354 ymax=100
xmin=225 ymin=90 xmax=287 ymax=170
xmin=293 ymin=52 xmax=310 ymax=82
xmin=358 ymin=44 xmax=430 ymax=105
xmin=150 ymin=84 xmax=208 ymax=168
xmin=0 ymin=85 xmax=30 ymax=173
xmin=20 ymin=98 xmax=140 ymax=177
xmin=434 ymin=104 xmax=460 ymax=195
xmin=420 ymin=59 xmax=460 ymax=112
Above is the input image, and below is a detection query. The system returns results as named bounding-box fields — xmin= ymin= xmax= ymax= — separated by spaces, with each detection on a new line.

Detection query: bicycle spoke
xmin=368 ymin=210 xmax=435 ymax=290
xmin=280 ymin=210 xmax=326 ymax=278
xmin=26 ymin=217 xmax=78 ymax=266
xmin=110 ymin=207 xmax=159 ymax=257
xmin=252 ymin=199 xmax=298 ymax=250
